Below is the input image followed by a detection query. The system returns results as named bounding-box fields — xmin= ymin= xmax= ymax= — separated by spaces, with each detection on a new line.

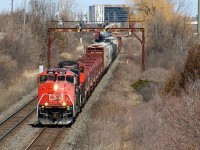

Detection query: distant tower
xmin=11 ymin=0 xmax=13 ymax=13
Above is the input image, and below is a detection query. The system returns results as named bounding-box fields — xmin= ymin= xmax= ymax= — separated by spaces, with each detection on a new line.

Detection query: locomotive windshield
xmin=58 ymin=76 xmax=65 ymax=81
xmin=40 ymin=75 xmax=47 ymax=83
xmin=80 ymin=66 xmax=84 ymax=73
xmin=66 ymin=75 xmax=74 ymax=84
xmin=39 ymin=75 xmax=75 ymax=84
xmin=49 ymin=75 xmax=56 ymax=81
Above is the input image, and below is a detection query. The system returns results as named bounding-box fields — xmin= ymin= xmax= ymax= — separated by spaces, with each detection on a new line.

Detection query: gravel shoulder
xmin=0 ymin=89 xmax=37 ymax=122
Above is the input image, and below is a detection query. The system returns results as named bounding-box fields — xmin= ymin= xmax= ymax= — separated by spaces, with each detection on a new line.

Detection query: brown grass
xmin=154 ymin=80 xmax=200 ymax=149
xmin=75 ymin=38 xmax=168 ymax=149
xmin=162 ymin=44 xmax=200 ymax=95
xmin=0 ymin=75 xmax=37 ymax=112
xmin=180 ymin=45 xmax=200 ymax=87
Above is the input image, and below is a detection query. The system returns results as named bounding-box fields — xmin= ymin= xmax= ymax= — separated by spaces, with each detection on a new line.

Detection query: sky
xmin=0 ymin=0 xmax=198 ymax=17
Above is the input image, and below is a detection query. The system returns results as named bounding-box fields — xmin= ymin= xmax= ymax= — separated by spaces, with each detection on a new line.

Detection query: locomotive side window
xmin=80 ymin=66 xmax=84 ymax=73
xmin=66 ymin=75 xmax=74 ymax=84
xmin=40 ymin=75 xmax=47 ymax=83
xmin=58 ymin=76 xmax=65 ymax=81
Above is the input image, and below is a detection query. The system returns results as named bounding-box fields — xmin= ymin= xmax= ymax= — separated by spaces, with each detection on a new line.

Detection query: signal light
xmin=77 ymin=21 xmax=83 ymax=32
xmin=103 ymin=22 xmax=109 ymax=32
xmin=45 ymin=102 xmax=48 ymax=106
xmin=77 ymin=27 xmax=82 ymax=32
xmin=103 ymin=26 xmax=109 ymax=32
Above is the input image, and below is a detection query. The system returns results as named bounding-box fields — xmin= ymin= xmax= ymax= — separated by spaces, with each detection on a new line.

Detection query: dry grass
xmin=0 ymin=75 xmax=37 ymax=112
xmin=180 ymin=45 xmax=200 ymax=87
xmin=74 ymin=37 xmax=177 ymax=150
xmin=153 ymin=80 xmax=200 ymax=149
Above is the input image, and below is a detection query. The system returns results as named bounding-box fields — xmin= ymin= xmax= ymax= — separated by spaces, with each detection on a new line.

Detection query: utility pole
xmin=11 ymin=0 xmax=13 ymax=13
xmin=23 ymin=0 xmax=26 ymax=26
xmin=198 ymin=0 xmax=200 ymax=37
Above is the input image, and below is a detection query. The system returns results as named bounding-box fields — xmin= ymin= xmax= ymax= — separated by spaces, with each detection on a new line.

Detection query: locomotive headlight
xmin=45 ymin=102 xmax=48 ymax=106
xmin=54 ymin=84 xmax=58 ymax=91
xmin=62 ymin=102 xmax=67 ymax=106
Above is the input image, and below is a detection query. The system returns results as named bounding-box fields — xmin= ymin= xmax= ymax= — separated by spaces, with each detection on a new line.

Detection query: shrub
xmin=180 ymin=45 xmax=200 ymax=87
xmin=163 ymin=45 xmax=200 ymax=95
xmin=162 ymin=67 xmax=181 ymax=95
xmin=154 ymin=80 xmax=200 ymax=149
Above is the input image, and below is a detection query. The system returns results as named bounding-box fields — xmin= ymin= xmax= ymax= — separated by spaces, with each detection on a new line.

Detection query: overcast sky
xmin=0 ymin=0 xmax=198 ymax=16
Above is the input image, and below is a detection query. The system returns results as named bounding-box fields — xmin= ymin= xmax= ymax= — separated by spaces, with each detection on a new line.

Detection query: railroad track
xmin=25 ymin=126 xmax=66 ymax=150
xmin=0 ymin=97 xmax=37 ymax=141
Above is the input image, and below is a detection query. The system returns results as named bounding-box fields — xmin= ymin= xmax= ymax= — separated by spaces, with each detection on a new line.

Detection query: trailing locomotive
xmin=37 ymin=38 xmax=122 ymax=125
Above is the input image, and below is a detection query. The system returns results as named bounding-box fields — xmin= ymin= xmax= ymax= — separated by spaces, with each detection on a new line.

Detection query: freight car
xmin=104 ymin=37 xmax=120 ymax=53
xmin=37 ymin=39 xmax=121 ymax=125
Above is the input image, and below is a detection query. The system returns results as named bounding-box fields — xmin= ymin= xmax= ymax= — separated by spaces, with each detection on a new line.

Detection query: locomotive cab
xmin=37 ymin=68 xmax=81 ymax=125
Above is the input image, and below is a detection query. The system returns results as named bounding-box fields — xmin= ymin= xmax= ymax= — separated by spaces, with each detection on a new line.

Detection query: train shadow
xmin=29 ymin=121 xmax=72 ymax=128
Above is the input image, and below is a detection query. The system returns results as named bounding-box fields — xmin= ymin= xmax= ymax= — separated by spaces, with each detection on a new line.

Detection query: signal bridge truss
xmin=47 ymin=21 xmax=145 ymax=71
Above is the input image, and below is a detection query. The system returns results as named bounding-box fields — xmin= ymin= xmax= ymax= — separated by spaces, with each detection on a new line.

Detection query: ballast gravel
xmin=57 ymin=49 xmax=123 ymax=150
xmin=0 ymin=115 xmax=40 ymax=150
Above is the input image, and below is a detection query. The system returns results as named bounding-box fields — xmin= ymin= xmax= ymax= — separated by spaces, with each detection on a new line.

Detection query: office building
xmin=89 ymin=5 xmax=129 ymax=23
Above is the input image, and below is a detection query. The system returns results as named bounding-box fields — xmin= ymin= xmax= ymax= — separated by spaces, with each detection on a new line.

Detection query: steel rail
xmin=24 ymin=127 xmax=47 ymax=150
xmin=46 ymin=127 xmax=65 ymax=150
xmin=0 ymin=96 xmax=37 ymax=125
xmin=0 ymin=108 xmax=36 ymax=141
xmin=25 ymin=127 xmax=65 ymax=150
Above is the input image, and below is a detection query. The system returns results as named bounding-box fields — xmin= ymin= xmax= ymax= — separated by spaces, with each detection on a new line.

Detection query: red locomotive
xmin=37 ymin=38 xmax=121 ymax=125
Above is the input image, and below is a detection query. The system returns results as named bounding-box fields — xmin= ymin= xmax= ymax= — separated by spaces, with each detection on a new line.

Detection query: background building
xmin=89 ymin=5 xmax=129 ymax=23
xmin=190 ymin=17 xmax=198 ymax=35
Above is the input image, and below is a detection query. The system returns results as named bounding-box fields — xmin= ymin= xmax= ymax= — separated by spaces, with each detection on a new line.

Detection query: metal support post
xmin=24 ymin=0 xmax=26 ymax=26
xmin=198 ymin=0 xmax=200 ymax=37
xmin=11 ymin=0 xmax=13 ymax=13
xmin=47 ymin=31 xmax=51 ymax=69
xmin=142 ymin=30 xmax=145 ymax=71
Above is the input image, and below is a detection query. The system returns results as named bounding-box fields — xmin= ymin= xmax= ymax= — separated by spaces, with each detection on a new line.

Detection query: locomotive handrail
xmin=66 ymin=94 xmax=75 ymax=117
xmin=37 ymin=94 xmax=46 ymax=118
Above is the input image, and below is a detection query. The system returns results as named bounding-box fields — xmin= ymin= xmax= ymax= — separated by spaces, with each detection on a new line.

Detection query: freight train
xmin=37 ymin=37 xmax=122 ymax=125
